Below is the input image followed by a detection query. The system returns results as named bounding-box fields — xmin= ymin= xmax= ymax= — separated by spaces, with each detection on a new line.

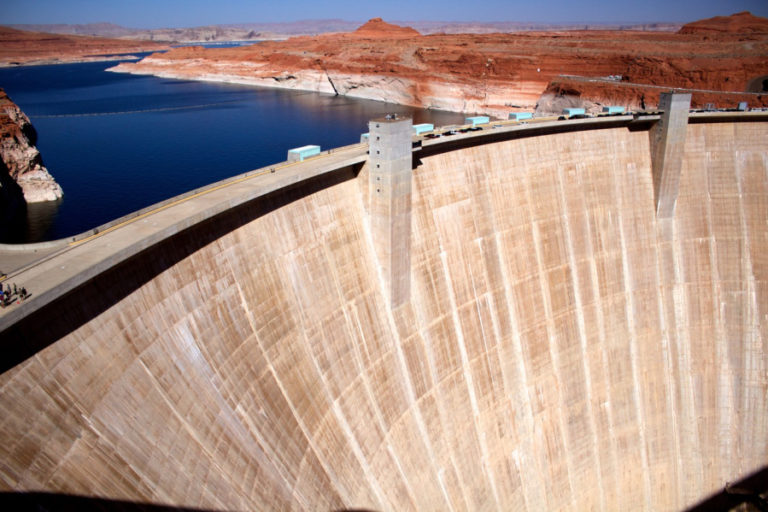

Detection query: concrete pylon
xmin=368 ymin=115 xmax=412 ymax=307
xmin=650 ymin=92 xmax=691 ymax=218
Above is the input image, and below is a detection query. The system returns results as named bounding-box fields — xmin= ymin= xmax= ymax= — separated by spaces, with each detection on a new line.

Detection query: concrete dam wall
xmin=0 ymin=116 xmax=766 ymax=510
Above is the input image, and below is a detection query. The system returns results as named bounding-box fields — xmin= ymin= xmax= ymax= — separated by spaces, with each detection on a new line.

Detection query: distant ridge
xmin=6 ymin=18 xmax=682 ymax=43
xmin=0 ymin=25 xmax=169 ymax=66
xmin=6 ymin=20 xmax=362 ymax=43
xmin=348 ymin=18 xmax=421 ymax=38
xmin=678 ymin=11 xmax=768 ymax=34
xmin=402 ymin=20 xmax=682 ymax=33
xmin=5 ymin=22 xmax=134 ymax=38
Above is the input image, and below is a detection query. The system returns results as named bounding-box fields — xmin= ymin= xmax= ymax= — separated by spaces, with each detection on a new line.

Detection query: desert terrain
xmin=0 ymin=26 xmax=169 ymax=66
xmin=7 ymin=19 xmax=682 ymax=43
xmin=110 ymin=13 xmax=768 ymax=116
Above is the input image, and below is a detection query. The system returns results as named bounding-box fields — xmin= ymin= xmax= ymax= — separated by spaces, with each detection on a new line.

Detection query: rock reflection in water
xmin=21 ymin=197 xmax=61 ymax=243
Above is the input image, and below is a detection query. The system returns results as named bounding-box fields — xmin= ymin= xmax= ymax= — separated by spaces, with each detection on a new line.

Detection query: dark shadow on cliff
xmin=0 ymin=174 xmax=62 ymax=243
xmin=0 ymin=162 xmax=362 ymax=373
xmin=684 ymin=466 xmax=768 ymax=512
xmin=746 ymin=75 xmax=768 ymax=93
xmin=0 ymin=159 xmax=28 ymax=243
xmin=0 ymin=491 xmax=229 ymax=511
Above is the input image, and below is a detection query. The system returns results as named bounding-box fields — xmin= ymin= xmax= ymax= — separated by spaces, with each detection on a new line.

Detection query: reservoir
xmin=0 ymin=54 xmax=466 ymax=243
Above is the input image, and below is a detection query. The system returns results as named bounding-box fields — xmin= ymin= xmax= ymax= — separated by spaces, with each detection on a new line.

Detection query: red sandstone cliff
xmin=345 ymin=17 xmax=421 ymax=39
xmin=110 ymin=14 xmax=768 ymax=116
xmin=678 ymin=11 xmax=768 ymax=35
xmin=0 ymin=89 xmax=62 ymax=203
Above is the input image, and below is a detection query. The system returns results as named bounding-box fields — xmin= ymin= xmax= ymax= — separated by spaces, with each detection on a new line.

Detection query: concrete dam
xmin=0 ymin=100 xmax=766 ymax=511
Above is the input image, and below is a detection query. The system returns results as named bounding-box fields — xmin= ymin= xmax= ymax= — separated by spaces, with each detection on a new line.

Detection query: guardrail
xmin=408 ymin=109 xmax=768 ymax=144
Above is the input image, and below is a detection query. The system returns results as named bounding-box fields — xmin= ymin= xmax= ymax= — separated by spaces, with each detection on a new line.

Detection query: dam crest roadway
xmin=0 ymin=106 xmax=767 ymax=511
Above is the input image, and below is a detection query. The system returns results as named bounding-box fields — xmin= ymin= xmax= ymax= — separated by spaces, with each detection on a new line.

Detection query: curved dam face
xmin=1 ymin=119 xmax=766 ymax=510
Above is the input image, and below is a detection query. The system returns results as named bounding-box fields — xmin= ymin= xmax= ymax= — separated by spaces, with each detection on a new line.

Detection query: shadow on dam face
xmin=1 ymin=489 xmax=386 ymax=512
xmin=683 ymin=465 xmax=768 ymax=512
xmin=0 ymin=120 xmax=766 ymax=511
xmin=1 ymin=467 xmax=765 ymax=511
xmin=0 ymin=491 xmax=225 ymax=511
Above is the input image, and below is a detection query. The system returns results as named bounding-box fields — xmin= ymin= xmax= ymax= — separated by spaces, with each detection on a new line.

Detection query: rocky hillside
xmin=0 ymin=26 xmax=169 ymax=66
xmin=110 ymin=14 xmax=768 ymax=116
xmin=346 ymin=18 xmax=420 ymax=39
xmin=0 ymin=89 xmax=62 ymax=203
xmin=678 ymin=11 xmax=768 ymax=34
xmin=7 ymin=19 xmax=682 ymax=44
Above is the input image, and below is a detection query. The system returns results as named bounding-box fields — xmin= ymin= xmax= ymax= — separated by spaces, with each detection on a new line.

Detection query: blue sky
xmin=3 ymin=0 xmax=767 ymax=28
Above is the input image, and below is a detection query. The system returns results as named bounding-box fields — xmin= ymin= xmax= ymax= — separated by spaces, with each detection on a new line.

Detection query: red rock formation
xmin=0 ymin=26 xmax=169 ymax=66
xmin=0 ymin=89 xmax=62 ymax=203
xmin=110 ymin=14 xmax=768 ymax=115
xmin=537 ymin=79 xmax=766 ymax=114
xmin=678 ymin=11 xmax=768 ymax=35
xmin=346 ymin=17 xmax=421 ymax=39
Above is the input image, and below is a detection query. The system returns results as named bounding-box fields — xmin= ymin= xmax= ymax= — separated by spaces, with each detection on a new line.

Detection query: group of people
xmin=0 ymin=281 xmax=28 ymax=308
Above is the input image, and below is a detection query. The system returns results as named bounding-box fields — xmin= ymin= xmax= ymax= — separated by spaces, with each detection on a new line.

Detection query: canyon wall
xmin=0 ymin=120 xmax=766 ymax=511
xmin=110 ymin=15 xmax=768 ymax=116
xmin=0 ymin=89 xmax=62 ymax=205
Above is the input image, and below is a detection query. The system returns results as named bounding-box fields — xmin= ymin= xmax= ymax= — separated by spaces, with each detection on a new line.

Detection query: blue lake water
xmin=0 ymin=55 xmax=466 ymax=243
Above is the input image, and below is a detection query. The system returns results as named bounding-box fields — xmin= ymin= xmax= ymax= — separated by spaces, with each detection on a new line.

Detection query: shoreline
xmin=0 ymin=54 xmax=144 ymax=68
xmin=107 ymin=60 xmax=521 ymax=117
